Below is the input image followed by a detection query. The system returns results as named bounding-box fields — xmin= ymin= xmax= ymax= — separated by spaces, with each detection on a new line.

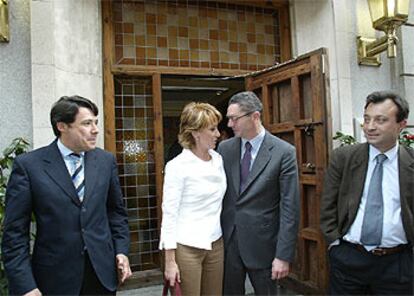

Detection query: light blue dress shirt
xmin=240 ymin=127 xmax=266 ymax=171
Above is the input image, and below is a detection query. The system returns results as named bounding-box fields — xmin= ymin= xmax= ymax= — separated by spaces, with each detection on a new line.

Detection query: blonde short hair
xmin=178 ymin=102 xmax=222 ymax=149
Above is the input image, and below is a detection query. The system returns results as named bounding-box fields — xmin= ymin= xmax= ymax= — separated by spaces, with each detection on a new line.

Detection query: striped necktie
xmin=70 ymin=153 xmax=85 ymax=202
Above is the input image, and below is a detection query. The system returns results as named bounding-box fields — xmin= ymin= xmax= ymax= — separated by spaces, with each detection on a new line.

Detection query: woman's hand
xmin=164 ymin=249 xmax=181 ymax=286
xmin=164 ymin=260 xmax=181 ymax=287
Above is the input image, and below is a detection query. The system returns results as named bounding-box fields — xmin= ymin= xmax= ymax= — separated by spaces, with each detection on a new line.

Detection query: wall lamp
xmin=0 ymin=0 xmax=9 ymax=42
xmin=357 ymin=0 xmax=410 ymax=66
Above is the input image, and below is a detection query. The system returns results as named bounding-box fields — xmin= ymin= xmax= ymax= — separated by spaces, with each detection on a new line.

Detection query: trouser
xmin=328 ymin=241 xmax=413 ymax=295
xmin=223 ymin=230 xmax=278 ymax=295
xmin=80 ymin=252 xmax=115 ymax=295
xmin=176 ymin=237 xmax=224 ymax=296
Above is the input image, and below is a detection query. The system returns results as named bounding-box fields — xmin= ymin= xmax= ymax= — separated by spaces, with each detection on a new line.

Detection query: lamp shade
xmin=368 ymin=0 xmax=410 ymax=30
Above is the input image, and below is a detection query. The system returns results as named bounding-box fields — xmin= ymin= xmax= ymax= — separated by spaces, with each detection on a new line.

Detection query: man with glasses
xmin=217 ymin=91 xmax=300 ymax=295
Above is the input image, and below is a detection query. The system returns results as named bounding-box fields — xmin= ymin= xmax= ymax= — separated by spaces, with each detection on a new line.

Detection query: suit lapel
xmin=84 ymin=150 xmax=98 ymax=205
xmin=42 ymin=141 xmax=81 ymax=206
xmin=347 ymin=144 xmax=369 ymax=214
xmin=240 ymin=132 xmax=272 ymax=195
xmin=398 ymin=146 xmax=414 ymax=213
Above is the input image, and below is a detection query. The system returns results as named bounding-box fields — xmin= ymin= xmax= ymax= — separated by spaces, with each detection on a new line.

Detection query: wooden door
xmin=246 ymin=48 xmax=331 ymax=294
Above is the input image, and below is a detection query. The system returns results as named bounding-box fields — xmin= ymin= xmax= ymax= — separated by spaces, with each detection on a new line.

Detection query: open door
xmin=246 ymin=48 xmax=331 ymax=294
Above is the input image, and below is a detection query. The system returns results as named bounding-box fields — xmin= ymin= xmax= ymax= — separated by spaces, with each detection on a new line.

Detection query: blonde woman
xmin=159 ymin=102 xmax=227 ymax=295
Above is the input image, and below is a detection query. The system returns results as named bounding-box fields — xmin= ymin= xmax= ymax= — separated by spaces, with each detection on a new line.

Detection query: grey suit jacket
xmin=320 ymin=143 xmax=414 ymax=245
xmin=218 ymin=131 xmax=300 ymax=269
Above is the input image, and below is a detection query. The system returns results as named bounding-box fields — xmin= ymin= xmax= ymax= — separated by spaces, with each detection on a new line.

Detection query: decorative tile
xmin=157 ymin=24 xmax=168 ymax=36
xmin=136 ymin=35 xmax=145 ymax=46
xmin=113 ymin=0 xmax=281 ymax=70
xmin=157 ymin=36 xmax=167 ymax=47
xmin=114 ymin=77 xmax=159 ymax=272
xmin=146 ymin=35 xmax=156 ymax=47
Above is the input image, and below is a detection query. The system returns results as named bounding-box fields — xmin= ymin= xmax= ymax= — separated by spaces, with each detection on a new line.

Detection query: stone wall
xmin=31 ymin=0 xmax=104 ymax=148
xmin=0 ymin=0 xmax=32 ymax=151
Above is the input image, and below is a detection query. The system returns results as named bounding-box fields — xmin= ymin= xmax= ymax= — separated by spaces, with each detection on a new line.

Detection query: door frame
xmin=101 ymin=0 xmax=293 ymax=285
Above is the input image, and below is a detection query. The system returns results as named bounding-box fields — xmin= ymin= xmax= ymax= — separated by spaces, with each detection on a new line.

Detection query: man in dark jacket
xmin=2 ymin=95 xmax=131 ymax=295
xmin=321 ymin=91 xmax=413 ymax=295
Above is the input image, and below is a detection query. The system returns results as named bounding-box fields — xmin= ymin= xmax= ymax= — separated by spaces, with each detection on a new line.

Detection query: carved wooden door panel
xmin=246 ymin=48 xmax=331 ymax=294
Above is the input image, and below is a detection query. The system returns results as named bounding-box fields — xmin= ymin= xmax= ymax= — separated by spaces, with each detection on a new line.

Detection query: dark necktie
xmin=360 ymin=153 xmax=387 ymax=246
xmin=70 ymin=153 xmax=85 ymax=202
xmin=240 ymin=141 xmax=252 ymax=192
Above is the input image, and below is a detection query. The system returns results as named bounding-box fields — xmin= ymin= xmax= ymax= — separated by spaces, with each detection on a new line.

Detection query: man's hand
xmin=271 ymin=258 xmax=290 ymax=280
xmin=23 ymin=288 xmax=42 ymax=296
xmin=116 ymin=254 xmax=132 ymax=284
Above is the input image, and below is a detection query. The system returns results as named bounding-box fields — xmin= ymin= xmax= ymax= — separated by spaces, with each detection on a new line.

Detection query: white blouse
xmin=159 ymin=148 xmax=227 ymax=250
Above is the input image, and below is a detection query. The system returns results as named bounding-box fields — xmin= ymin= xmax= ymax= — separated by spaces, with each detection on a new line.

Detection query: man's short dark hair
xmin=50 ymin=95 xmax=98 ymax=137
xmin=365 ymin=91 xmax=409 ymax=122
xmin=229 ymin=91 xmax=263 ymax=114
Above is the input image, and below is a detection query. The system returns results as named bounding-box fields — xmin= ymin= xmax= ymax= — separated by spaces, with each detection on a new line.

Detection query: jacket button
xmin=82 ymin=207 xmax=86 ymax=212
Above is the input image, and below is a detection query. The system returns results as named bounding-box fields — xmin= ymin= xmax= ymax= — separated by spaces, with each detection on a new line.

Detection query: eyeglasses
xmin=226 ymin=111 xmax=254 ymax=122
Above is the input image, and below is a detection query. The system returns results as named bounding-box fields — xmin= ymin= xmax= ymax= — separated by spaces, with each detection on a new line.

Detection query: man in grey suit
xmin=320 ymin=91 xmax=413 ymax=295
xmin=217 ymin=91 xmax=300 ymax=295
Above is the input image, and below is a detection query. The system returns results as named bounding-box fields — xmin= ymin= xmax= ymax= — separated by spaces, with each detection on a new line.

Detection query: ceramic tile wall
xmin=114 ymin=77 xmax=160 ymax=271
xmin=113 ymin=0 xmax=280 ymax=71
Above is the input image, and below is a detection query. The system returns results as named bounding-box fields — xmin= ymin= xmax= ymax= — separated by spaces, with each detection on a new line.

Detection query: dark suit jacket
xmin=1 ymin=141 xmax=130 ymax=295
xmin=320 ymin=143 xmax=414 ymax=245
xmin=218 ymin=131 xmax=300 ymax=269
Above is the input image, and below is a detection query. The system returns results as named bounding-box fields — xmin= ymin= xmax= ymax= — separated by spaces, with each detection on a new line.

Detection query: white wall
xmin=291 ymin=0 xmax=412 ymax=141
xmin=400 ymin=2 xmax=414 ymax=128
xmin=0 ymin=0 xmax=32 ymax=151
xmin=31 ymin=0 xmax=104 ymax=148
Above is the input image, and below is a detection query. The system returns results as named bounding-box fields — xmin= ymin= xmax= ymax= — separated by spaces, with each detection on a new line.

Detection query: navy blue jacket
xmin=1 ymin=141 xmax=130 ymax=295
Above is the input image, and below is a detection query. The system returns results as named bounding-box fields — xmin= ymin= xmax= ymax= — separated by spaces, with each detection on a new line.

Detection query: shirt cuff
xmin=328 ymin=239 xmax=340 ymax=250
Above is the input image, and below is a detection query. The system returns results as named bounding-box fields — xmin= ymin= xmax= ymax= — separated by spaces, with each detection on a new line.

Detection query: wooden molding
xmin=151 ymin=73 xmax=164 ymax=229
xmin=111 ymin=64 xmax=250 ymax=77
xmin=102 ymin=0 xmax=116 ymax=154
xmin=213 ymin=0 xmax=289 ymax=9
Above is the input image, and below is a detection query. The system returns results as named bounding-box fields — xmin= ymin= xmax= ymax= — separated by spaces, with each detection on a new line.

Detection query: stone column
xmin=31 ymin=0 xmax=103 ymax=148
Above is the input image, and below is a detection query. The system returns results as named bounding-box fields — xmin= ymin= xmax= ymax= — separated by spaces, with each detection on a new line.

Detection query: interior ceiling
xmin=161 ymin=75 xmax=245 ymax=116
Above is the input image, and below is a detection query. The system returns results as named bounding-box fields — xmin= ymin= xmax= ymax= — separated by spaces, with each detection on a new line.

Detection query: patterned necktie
xmin=240 ymin=141 xmax=252 ymax=192
xmin=70 ymin=153 xmax=85 ymax=202
xmin=360 ymin=153 xmax=387 ymax=246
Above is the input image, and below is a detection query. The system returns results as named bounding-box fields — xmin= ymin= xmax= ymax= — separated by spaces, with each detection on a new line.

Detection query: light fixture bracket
xmin=357 ymin=0 xmax=410 ymax=67
xmin=0 ymin=0 xmax=9 ymax=42
xmin=358 ymin=37 xmax=382 ymax=66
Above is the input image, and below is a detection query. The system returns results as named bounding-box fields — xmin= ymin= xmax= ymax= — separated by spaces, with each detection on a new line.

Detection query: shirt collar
xmin=57 ymin=139 xmax=85 ymax=158
xmin=369 ymin=142 xmax=398 ymax=163
xmin=241 ymin=127 xmax=265 ymax=151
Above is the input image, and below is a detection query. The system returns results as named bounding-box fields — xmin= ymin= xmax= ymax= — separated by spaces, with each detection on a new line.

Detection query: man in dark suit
xmin=321 ymin=91 xmax=413 ymax=295
xmin=1 ymin=96 xmax=132 ymax=295
xmin=218 ymin=91 xmax=300 ymax=295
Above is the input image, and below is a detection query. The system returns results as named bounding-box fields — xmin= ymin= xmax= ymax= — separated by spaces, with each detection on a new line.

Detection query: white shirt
xmin=343 ymin=144 xmax=408 ymax=249
xmin=159 ymin=148 xmax=227 ymax=250
xmin=57 ymin=139 xmax=85 ymax=175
